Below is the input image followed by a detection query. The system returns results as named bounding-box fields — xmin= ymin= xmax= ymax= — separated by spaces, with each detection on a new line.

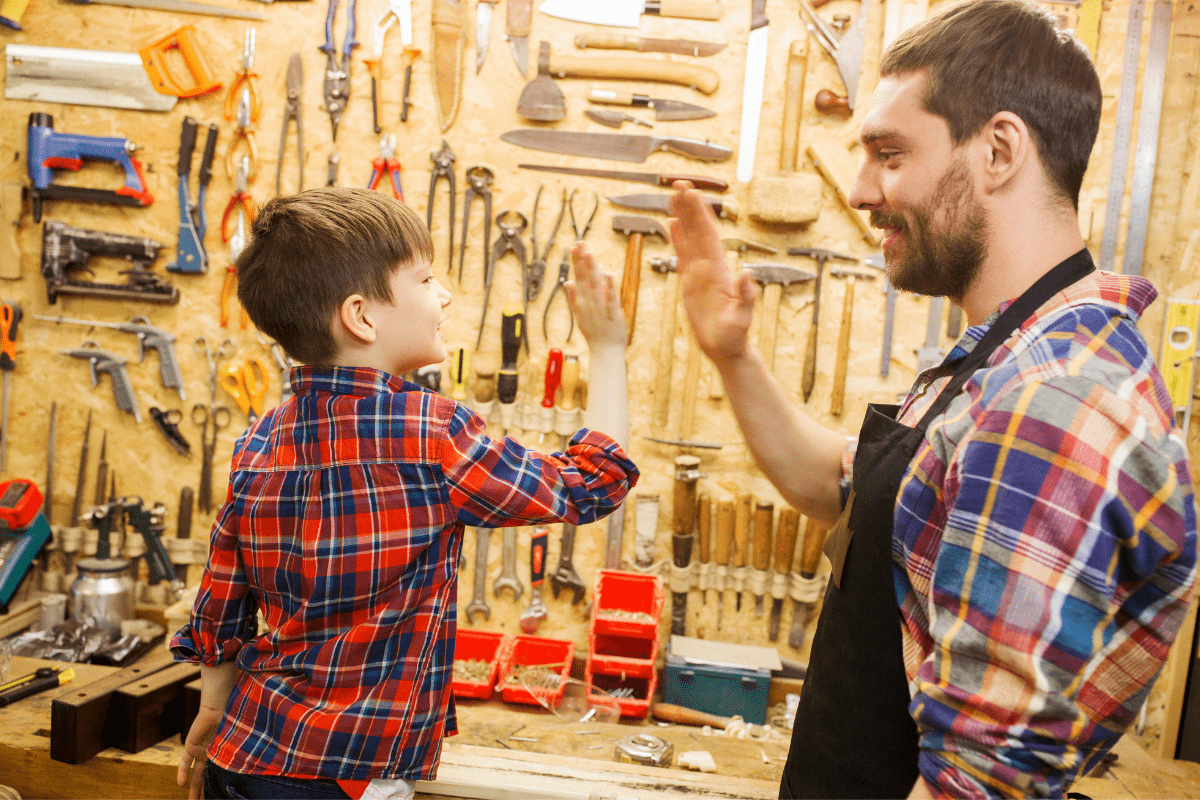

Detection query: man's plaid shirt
xmin=171 ymin=366 xmax=637 ymax=782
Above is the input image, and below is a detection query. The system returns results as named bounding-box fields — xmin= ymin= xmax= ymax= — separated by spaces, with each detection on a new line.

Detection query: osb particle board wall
xmin=2 ymin=0 xmax=1199 ymax=750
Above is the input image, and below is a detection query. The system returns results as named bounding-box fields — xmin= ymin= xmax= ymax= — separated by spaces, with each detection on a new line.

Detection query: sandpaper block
xmin=748 ymin=172 xmax=823 ymax=225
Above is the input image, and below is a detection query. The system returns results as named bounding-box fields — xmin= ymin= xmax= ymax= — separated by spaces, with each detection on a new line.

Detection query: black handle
xmin=198 ymin=124 xmax=219 ymax=188
xmin=177 ymin=117 xmax=198 ymax=177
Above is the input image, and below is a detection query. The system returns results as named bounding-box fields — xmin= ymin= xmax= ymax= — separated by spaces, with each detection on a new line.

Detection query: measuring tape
xmin=1159 ymin=299 xmax=1200 ymax=432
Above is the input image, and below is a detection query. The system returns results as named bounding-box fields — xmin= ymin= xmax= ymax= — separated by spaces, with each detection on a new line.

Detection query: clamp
xmin=225 ymin=87 xmax=258 ymax=182
xmin=275 ymin=53 xmax=303 ymax=195
xmin=527 ymin=184 xmax=566 ymax=305
xmin=542 ymin=188 xmax=598 ymax=343
xmin=426 ymin=140 xmax=455 ymax=274
xmin=476 ymin=210 xmax=526 ymax=350
xmin=458 ymin=166 xmax=493 ymax=284
xmin=321 ymin=0 xmax=359 ymax=141
xmin=224 ymin=28 xmax=259 ymax=123
xmin=367 ymin=134 xmax=403 ymax=201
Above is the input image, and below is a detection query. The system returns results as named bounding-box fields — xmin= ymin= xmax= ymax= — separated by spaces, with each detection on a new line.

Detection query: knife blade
xmin=609 ymin=193 xmax=737 ymax=221
xmin=518 ymin=163 xmax=729 ymax=192
xmin=737 ymin=0 xmax=769 ymax=184
xmin=65 ymin=0 xmax=266 ymax=19
xmin=476 ymin=0 xmax=496 ymax=74
xmin=508 ymin=0 xmax=531 ymax=78
xmin=574 ymin=33 xmax=727 ymax=57
xmin=538 ymin=0 xmax=722 ymax=29
xmin=501 ymin=129 xmax=732 ymax=163
xmin=588 ymin=88 xmax=715 ymax=121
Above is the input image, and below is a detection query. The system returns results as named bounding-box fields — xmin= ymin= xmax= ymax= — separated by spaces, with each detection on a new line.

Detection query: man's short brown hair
xmin=881 ymin=0 xmax=1101 ymax=209
xmin=236 ymin=188 xmax=434 ymax=365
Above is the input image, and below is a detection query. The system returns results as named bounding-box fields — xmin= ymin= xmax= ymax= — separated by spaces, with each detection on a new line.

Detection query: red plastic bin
xmin=453 ymin=629 xmax=510 ymax=699
xmin=587 ymin=629 xmax=658 ymax=680
xmin=591 ymin=570 xmax=664 ymax=638
xmin=496 ymin=634 xmax=575 ymax=706
xmin=585 ymin=662 xmax=656 ymax=719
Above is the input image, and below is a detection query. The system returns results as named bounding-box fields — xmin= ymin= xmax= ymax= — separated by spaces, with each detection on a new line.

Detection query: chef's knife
xmin=539 ymin=0 xmax=723 ymax=28
xmin=589 ymin=88 xmax=715 ymax=121
xmin=501 ymin=129 xmax=732 ymax=163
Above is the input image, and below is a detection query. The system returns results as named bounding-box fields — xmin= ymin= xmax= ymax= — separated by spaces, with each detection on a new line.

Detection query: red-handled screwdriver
xmin=538 ymin=348 xmax=563 ymax=444
xmin=0 ymin=301 xmax=21 ymax=472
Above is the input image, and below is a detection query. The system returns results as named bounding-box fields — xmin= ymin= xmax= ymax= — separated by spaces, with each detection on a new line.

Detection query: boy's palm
xmin=566 ymin=243 xmax=627 ymax=350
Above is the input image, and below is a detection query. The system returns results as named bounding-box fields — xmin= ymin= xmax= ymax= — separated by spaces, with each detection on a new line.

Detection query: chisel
xmin=696 ymin=493 xmax=712 ymax=605
xmin=751 ymin=500 xmax=773 ymax=616
xmin=788 ymin=518 xmax=827 ymax=648
xmin=768 ymin=507 xmax=799 ymax=641
xmin=714 ymin=498 xmax=734 ymax=629
xmin=732 ymin=493 xmax=751 ymax=612
xmin=670 ymin=455 xmax=700 ymax=637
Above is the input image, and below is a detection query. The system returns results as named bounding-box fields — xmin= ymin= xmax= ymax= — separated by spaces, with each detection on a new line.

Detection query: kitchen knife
xmin=539 ymin=0 xmax=723 ymax=28
xmin=574 ymin=33 xmax=726 ymax=57
xmin=609 ymin=193 xmax=737 ymax=220
xmin=589 ymin=88 xmax=715 ymax=121
xmin=502 ymin=129 xmax=732 ymax=163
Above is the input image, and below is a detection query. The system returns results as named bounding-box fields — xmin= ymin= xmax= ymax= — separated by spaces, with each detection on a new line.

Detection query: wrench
xmin=465 ymin=527 xmax=491 ymax=623
xmin=493 ymin=526 xmax=524 ymax=600
xmin=548 ymin=521 xmax=586 ymax=605
xmin=519 ymin=525 xmax=549 ymax=633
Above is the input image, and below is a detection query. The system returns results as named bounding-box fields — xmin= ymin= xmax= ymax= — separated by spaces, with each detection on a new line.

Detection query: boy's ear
xmin=339 ymin=294 xmax=378 ymax=344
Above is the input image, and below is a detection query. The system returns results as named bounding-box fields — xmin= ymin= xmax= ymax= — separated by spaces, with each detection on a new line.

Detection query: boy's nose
xmin=436 ymin=279 xmax=452 ymax=306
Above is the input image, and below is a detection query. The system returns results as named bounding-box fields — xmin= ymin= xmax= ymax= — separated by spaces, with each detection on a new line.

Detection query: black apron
xmin=779 ymin=250 xmax=1095 ymax=799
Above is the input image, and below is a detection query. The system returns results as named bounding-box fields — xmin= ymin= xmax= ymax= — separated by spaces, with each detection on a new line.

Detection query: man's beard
xmin=870 ymin=156 xmax=986 ymax=303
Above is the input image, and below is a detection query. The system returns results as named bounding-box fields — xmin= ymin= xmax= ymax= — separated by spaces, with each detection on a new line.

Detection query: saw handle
xmin=548 ymin=52 xmax=719 ymax=95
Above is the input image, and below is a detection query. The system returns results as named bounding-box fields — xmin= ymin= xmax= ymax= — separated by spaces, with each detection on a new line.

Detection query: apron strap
xmin=914 ymin=248 xmax=1095 ymax=433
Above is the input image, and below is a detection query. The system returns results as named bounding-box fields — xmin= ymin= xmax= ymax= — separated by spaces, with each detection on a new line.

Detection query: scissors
xmin=192 ymin=403 xmax=232 ymax=514
xmin=220 ymin=357 xmax=269 ymax=423
xmin=195 ymin=336 xmax=237 ymax=406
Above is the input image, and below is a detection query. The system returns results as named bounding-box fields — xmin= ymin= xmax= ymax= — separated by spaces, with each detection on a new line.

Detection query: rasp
xmin=431 ymin=0 xmax=464 ymax=131
xmin=502 ymin=129 xmax=732 ymax=163
xmin=588 ymin=88 xmax=715 ymax=121
xmin=736 ymin=0 xmax=769 ymax=184
xmin=518 ymin=163 xmax=728 ymax=192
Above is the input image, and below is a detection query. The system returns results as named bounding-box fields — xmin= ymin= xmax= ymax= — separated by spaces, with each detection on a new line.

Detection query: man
xmin=669 ymin=1 xmax=1198 ymax=797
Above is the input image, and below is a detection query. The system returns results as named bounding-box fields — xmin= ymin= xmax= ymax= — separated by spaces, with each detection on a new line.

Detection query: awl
xmin=519 ymin=163 xmax=728 ymax=192
xmin=65 ymin=0 xmax=266 ymax=19
xmin=589 ymin=88 xmax=715 ymax=121
xmin=539 ymin=0 xmax=722 ymax=28
xmin=609 ymin=193 xmax=736 ymax=221
xmin=502 ymin=129 xmax=732 ymax=163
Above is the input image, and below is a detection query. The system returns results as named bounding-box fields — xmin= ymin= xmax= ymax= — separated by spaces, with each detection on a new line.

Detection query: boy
xmin=172 ymin=188 xmax=638 ymax=800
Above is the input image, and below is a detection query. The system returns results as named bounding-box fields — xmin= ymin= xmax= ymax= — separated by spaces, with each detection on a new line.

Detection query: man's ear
xmin=338 ymin=294 xmax=378 ymax=344
xmin=978 ymin=111 xmax=1030 ymax=194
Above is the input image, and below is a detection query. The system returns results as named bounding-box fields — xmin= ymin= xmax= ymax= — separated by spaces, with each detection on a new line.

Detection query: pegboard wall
xmin=3 ymin=0 xmax=1200 ymax=746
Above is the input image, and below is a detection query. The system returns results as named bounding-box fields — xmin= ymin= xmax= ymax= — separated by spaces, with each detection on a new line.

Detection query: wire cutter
xmin=220 ymin=357 xmax=269 ymax=424
xmin=321 ymin=0 xmax=359 ymax=141
xmin=225 ymin=28 xmax=260 ymax=123
xmin=458 ymin=165 xmax=493 ymax=284
xmin=542 ymin=188 xmax=598 ymax=343
xmin=226 ymin=88 xmax=258 ymax=182
xmin=527 ymin=185 xmax=566 ymax=304
xmin=276 ymin=53 xmax=303 ymax=195
xmin=427 ymin=140 xmax=455 ymax=274
xmin=368 ymin=134 xmax=403 ymax=201
xmin=477 ymin=210 xmax=527 ymax=351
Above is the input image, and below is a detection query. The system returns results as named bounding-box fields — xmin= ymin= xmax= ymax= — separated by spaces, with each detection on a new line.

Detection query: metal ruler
xmin=1160 ymin=298 xmax=1200 ymax=432
xmin=1098 ymin=0 xmax=1146 ymax=272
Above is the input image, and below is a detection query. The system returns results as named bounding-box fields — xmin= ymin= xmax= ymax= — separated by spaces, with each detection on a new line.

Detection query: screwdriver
xmin=450 ymin=348 xmax=470 ymax=401
xmin=539 ymin=348 xmax=562 ymax=443
xmin=497 ymin=304 xmax=525 ymax=435
xmin=0 ymin=301 xmax=21 ymax=472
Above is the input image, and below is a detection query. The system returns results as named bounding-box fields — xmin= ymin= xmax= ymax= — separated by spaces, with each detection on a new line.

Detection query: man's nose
xmin=849 ymin=161 xmax=882 ymax=211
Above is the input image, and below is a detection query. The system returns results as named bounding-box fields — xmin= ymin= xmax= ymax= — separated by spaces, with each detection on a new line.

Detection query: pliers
xmin=221 ymin=156 xmax=254 ymax=329
xmin=477 ymin=210 xmax=526 ymax=350
xmin=321 ymin=0 xmax=359 ymax=141
xmin=364 ymin=0 xmax=417 ymax=133
xmin=275 ymin=53 xmax=303 ymax=195
xmin=426 ymin=140 xmax=455 ymax=274
xmin=368 ymin=134 xmax=403 ymax=200
xmin=224 ymin=28 xmax=260 ymax=123
xmin=458 ymin=165 xmax=493 ymax=284
xmin=527 ymin=184 xmax=566 ymax=304
xmin=222 ymin=157 xmax=255 ymax=245
xmin=225 ymin=88 xmax=258 ymax=182
xmin=543 ymin=188 xmax=598 ymax=343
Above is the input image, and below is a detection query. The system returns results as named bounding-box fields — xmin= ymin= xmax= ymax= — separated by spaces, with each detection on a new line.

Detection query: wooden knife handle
xmin=775 ymin=507 xmax=800 ymax=572
xmin=696 ymin=492 xmax=711 ymax=564
xmin=781 ymin=39 xmax=809 ymax=173
xmin=621 ymin=233 xmax=643 ymax=344
xmin=548 ymin=52 xmax=720 ymax=94
xmin=752 ymin=500 xmax=773 ymax=571
xmin=507 ymin=0 xmax=531 ymax=36
xmin=714 ymin=498 xmax=734 ymax=566
xmin=658 ymin=0 xmax=724 ymax=20
xmin=657 ymin=173 xmax=729 ymax=192
xmin=799 ymin=518 xmax=826 ymax=575
xmin=830 ymin=275 xmax=855 ymax=417
xmin=733 ymin=493 xmax=751 ymax=568
xmin=575 ymin=33 xmax=639 ymax=50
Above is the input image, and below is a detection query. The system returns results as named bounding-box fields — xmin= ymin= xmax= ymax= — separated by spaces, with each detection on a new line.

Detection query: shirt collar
xmin=290 ymin=365 xmax=414 ymax=398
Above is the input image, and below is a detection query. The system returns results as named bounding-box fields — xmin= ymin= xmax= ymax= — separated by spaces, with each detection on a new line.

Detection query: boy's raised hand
xmin=668 ymin=182 xmax=759 ymax=367
xmin=566 ymin=242 xmax=626 ymax=351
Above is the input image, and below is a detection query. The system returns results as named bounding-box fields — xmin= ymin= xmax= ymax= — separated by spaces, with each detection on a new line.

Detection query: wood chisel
xmin=768 ymin=507 xmax=800 ymax=641
xmin=732 ymin=493 xmax=752 ymax=612
xmin=670 ymin=455 xmax=701 ymax=637
xmin=713 ymin=498 xmax=734 ymax=629
xmin=696 ymin=493 xmax=712 ymax=605
xmin=497 ymin=305 xmax=524 ymax=434
xmin=788 ymin=518 xmax=826 ymax=648
xmin=751 ymin=500 xmax=773 ymax=616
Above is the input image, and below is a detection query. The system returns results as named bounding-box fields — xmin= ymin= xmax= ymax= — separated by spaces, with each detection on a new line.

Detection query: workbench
xmin=3 ymin=653 xmax=1200 ymax=800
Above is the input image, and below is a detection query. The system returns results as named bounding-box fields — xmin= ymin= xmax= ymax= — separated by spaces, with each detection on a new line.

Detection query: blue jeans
xmin=203 ymin=762 xmax=351 ymax=799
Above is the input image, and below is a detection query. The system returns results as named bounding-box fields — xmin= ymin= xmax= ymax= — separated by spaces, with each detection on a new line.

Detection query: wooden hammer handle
xmin=548 ymin=53 xmax=720 ymax=95
xmin=620 ymin=232 xmax=643 ymax=344
xmin=653 ymin=270 xmax=680 ymax=428
xmin=757 ymin=282 xmax=783 ymax=374
xmin=652 ymin=702 xmax=732 ymax=728
xmin=830 ymin=275 xmax=855 ymax=416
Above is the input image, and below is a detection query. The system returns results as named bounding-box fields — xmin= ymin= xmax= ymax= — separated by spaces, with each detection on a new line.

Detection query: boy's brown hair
xmin=881 ymin=0 xmax=1101 ymax=210
xmin=237 ymin=188 xmax=434 ymax=365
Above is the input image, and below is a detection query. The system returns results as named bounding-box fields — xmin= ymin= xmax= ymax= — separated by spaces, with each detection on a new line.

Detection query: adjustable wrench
xmin=519 ymin=525 xmax=549 ymax=633
xmin=466 ymin=527 xmax=491 ymax=623
xmin=548 ymin=521 xmax=586 ymax=604
xmin=493 ymin=526 xmax=524 ymax=600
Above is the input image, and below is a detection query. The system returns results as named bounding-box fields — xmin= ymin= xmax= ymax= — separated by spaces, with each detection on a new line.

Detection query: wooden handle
xmin=696 ymin=493 xmax=711 ymax=564
xmin=507 ymin=0 xmax=531 ymax=36
xmin=830 ymin=275 xmax=855 ymax=417
xmin=733 ymin=493 xmax=751 ymax=568
xmin=752 ymin=500 xmax=773 ymax=571
xmin=757 ymin=282 xmax=783 ymax=373
xmin=680 ymin=327 xmax=702 ymax=438
xmin=589 ymin=88 xmax=636 ymax=106
xmin=575 ymin=33 xmax=639 ymax=50
xmin=714 ymin=498 xmax=734 ymax=565
xmin=658 ymin=0 xmax=724 ymax=20
xmin=775 ymin=507 xmax=800 ymax=572
xmin=799 ymin=518 xmax=826 ymax=575
xmin=653 ymin=270 xmax=680 ymax=428
xmin=548 ymin=53 xmax=720 ymax=95
xmin=815 ymin=88 xmax=852 ymax=119
xmin=559 ymin=354 xmax=581 ymax=411
xmin=620 ymin=233 xmax=643 ymax=344
xmin=780 ymin=39 xmax=808 ymax=173
xmin=652 ymin=702 xmax=731 ymax=728
xmin=801 ymin=310 xmax=818 ymax=402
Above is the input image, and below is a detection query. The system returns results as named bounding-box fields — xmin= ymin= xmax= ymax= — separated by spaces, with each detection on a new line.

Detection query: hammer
xmin=650 ymin=256 xmax=679 ymax=429
xmin=741 ymin=263 xmax=815 ymax=373
xmin=613 ymin=215 xmax=668 ymax=344
xmin=787 ymin=247 xmax=857 ymax=402
xmin=828 ymin=267 xmax=877 ymax=416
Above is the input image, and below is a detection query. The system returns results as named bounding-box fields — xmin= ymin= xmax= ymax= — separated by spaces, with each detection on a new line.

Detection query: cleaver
xmin=5 ymin=44 xmax=176 ymax=112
